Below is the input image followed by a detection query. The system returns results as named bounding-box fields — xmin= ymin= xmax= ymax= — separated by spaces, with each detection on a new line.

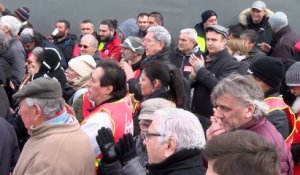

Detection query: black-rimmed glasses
xmin=142 ymin=131 xmax=165 ymax=141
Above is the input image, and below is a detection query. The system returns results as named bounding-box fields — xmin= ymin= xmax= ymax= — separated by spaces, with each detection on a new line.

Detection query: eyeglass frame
xmin=142 ymin=131 xmax=166 ymax=141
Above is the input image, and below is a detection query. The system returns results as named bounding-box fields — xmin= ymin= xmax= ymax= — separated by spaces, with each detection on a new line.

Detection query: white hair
xmin=180 ymin=28 xmax=197 ymax=41
xmin=24 ymin=97 xmax=65 ymax=118
xmin=153 ymin=108 xmax=206 ymax=151
xmin=81 ymin=34 xmax=99 ymax=47
xmin=147 ymin=26 xmax=171 ymax=47
xmin=0 ymin=30 xmax=8 ymax=48
xmin=0 ymin=16 xmax=22 ymax=37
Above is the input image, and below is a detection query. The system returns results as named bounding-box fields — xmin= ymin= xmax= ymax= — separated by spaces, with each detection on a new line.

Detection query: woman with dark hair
xmin=140 ymin=60 xmax=184 ymax=108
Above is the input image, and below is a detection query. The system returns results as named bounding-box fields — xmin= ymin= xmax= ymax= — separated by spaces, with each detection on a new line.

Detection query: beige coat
xmin=13 ymin=116 xmax=95 ymax=175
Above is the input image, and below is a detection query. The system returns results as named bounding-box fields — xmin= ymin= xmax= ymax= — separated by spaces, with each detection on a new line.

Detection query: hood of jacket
xmin=238 ymin=8 xmax=274 ymax=26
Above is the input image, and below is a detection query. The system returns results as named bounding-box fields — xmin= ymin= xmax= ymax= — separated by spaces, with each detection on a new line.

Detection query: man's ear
xmin=164 ymin=137 xmax=176 ymax=157
xmin=33 ymin=104 xmax=42 ymax=121
xmin=245 ymin=103 xmax=255 ymax=119
xmin=159 ymin=41 xmax=165 ymax=50
xmin=105 ymin=85 xmax=113 ymax=95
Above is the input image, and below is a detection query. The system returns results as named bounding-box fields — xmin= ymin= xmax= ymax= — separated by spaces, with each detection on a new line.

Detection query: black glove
xmin=96 ymin=127 xmax=118 ymax=164
xmin=115 ymin=133 xmax=137 ymax=166
xmin=291 ymin=143 xmax=300 ymax=164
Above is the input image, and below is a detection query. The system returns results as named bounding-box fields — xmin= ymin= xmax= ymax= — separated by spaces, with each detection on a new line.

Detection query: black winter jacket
xmin=191 ymin=49 xmax=239 ymax=117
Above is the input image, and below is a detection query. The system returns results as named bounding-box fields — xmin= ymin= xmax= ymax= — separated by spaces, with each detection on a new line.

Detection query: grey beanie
xmin=269 ymin=12 xmax=288 ymax=31
xmin=285 ymin=62 xmax=300 ymax=86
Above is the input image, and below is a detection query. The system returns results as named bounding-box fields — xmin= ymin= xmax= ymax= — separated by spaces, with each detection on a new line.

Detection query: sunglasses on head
xmin=78 ymin=44 xmax=89 ymax=49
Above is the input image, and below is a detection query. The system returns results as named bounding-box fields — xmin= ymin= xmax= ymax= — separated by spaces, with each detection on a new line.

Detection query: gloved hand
xmin=96 ymin=127 xmax=118 ymax=164
xmin=115 ymin=133 xmax=137 ymax=166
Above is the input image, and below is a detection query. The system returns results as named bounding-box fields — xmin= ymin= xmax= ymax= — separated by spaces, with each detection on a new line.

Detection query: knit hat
xmin=68 ymin=55 xmax=96 ymax=78
xmin=13 ymin=77 xmax=62 ymax=99
xmin=14 ymin=7 xmax=30 ymax=22
xmin=138 ymin=98 xmax=176 ymax=120
xmin=248 ymin=56 xmax=284 ymax=88
xmin=269 ymin=12 xmax=288 ymax=31
xmin=121 ymin=36 xmax=144 ymax=55
xmin=201 ymin=10 xmax=217 ymax=23
xmin=20 ymin=28 xmax=34 ymax=44
xmin=205 ymin=24 xmax=228 ymax=38
xmin=251 ymin=1 xmax=266 ymax=11
xmin=286 ymin=62 xmax=300 ymax=86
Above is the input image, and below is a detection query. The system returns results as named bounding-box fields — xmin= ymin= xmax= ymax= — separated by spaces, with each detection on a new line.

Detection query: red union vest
xmin=82 ymin=92 xmax=93 ymax=119
xmin=82 ymin=97 xmax=134 ymax=172
xmin=294 ymin=113 xmax=300 ymax=175
xmin=264 ymin=97 xmax=296 ymax=147
xmin=82 ymin=97 xmax=133 ymax=142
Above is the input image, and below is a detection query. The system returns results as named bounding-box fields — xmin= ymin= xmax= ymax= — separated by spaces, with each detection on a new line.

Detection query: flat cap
xmin=13 ymin=77 xmax=62 ymax=99
xmin=138 ymin=98 xmax=176 ymax=120
xmin=205 ymin=24 xmax=228 ymax=38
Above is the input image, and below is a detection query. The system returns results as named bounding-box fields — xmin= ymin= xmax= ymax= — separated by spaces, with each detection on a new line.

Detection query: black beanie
xmin=248 ymin=56 xmax=284 ymax=88
xmin=201 ymin=10 xmax=218 ymax=23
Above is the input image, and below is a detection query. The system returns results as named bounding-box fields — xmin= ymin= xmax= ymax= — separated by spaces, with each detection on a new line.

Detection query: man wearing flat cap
xmin=238 ymin=0 xmax=273 ymax=48
xmin=12 ymin=77 xmax=95 ymax=175
xmin=194 ymin=10 xmax=218 ymax=53
xmin=189 ymin=24 xmax=239 ymax=118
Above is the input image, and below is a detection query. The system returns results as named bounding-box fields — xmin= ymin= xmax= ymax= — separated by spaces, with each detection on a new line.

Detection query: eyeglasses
xmin=79 ymin=44 xmax=89 ymax=49
xmin=142 ymin=131 xmax=165 ymax=141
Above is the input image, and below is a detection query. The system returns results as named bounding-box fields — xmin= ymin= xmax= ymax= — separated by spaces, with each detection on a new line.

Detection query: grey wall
xmin=2 ymin=0 xmax=300 ymax=40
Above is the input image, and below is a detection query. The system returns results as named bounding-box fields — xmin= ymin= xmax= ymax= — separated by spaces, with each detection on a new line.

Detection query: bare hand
xmin=189 ymin=54 xmax=205 ymax=72
xmin=206 ymin=120 xmax=226 ymax=141
xmin=260 ymin=42 xmax=271 ymax=53
xmin=119 ymin=61 xmax=134 ymax=81
xmin=206 ymin=108 xmax=226 ymax=140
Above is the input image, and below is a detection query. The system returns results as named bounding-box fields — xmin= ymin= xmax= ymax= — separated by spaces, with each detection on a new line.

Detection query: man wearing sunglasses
xmin=79 ymin=34 xmax=102 ymax=64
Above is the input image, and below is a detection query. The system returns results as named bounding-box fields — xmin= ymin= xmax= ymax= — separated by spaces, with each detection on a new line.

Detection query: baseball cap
xmin=251 ymin=1 xmax=266 ymax=11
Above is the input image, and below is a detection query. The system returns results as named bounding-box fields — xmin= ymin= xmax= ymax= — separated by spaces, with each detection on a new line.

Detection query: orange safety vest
xmin=264 ymin=97 xmax=296 ymax=148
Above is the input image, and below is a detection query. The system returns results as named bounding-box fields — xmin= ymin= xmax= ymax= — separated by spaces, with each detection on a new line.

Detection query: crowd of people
xmin=1 ymin=0 xmax=300 ymax=174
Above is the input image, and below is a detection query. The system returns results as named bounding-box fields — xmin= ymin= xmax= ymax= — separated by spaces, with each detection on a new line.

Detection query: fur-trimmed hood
xmin=238 ymin=8 xmax=274 ymax=26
